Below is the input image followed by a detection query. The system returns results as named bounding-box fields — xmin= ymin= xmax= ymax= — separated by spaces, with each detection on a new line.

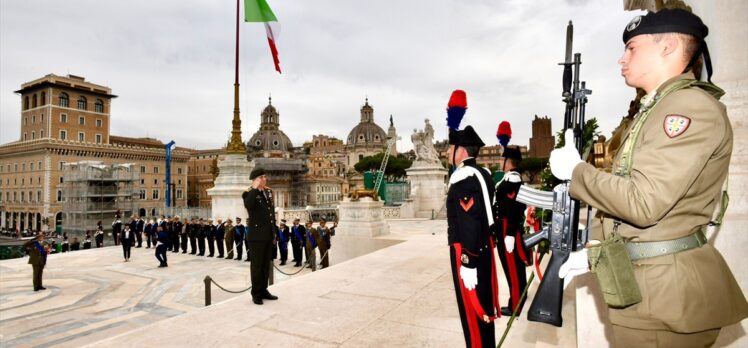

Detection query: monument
xmin=403 ymin=119 xmax=448 ymax=218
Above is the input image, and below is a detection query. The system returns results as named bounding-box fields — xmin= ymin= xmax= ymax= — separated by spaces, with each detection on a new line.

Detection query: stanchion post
xmin=204 ymin=275 xmax=212 ymax=306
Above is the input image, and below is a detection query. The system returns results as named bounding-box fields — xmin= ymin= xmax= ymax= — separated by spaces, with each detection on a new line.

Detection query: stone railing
xmin=382 ymin=206 xmax=401 ymax=218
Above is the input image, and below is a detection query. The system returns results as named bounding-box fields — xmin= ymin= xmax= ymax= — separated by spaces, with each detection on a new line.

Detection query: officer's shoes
xmin=252 ymin=298 xmax=263 ymax=305
xmin=262 ymin=292 xmax=278 ymax=300
xmin=500 ymin=306 xmax=521 ymax=317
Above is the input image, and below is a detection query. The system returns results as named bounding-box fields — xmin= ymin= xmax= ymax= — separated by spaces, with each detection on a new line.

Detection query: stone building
xmin=0 ymin=74 xmax=189 ymax=234
xmin=528 ymin=115 xmax=555 ymax=158
xmin=187 ymin=148 xmax=223 ymax=208
xmin=345 ymin=99 xmax=389 ymax=168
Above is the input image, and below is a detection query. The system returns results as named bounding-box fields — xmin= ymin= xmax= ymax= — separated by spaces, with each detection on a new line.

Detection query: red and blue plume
xmin=497 ymin=121 xmax=512 ymax=148
xmin=446 ymin=90 xmax=467 ymax=130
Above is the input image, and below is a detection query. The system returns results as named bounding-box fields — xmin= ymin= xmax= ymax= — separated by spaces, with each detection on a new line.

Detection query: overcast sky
xmin=0 ymin=0 xmax=644 ymax=152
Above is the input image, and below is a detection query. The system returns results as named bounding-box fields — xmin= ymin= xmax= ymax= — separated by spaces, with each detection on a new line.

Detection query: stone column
xmin=336 ymin=197 xmax=389 ymax=237
xmin=404 ymin=164 xmax=447 ymax=218
xmin=206 ymin=154 xmax=252 ymax=222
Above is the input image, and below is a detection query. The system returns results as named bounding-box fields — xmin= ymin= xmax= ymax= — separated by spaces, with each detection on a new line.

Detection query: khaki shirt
xmin=570 ymin=73 xmax=748 ymax=332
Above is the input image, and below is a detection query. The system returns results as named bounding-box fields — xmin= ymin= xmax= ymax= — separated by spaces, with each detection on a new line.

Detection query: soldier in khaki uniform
xmin=550 ymin=9 xmax=748 ymax=347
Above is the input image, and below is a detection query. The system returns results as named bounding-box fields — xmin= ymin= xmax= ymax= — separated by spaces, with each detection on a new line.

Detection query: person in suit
xmin=290 ymin=218 xmax=305 ymax=267
xmin=121 ymin=224 xmax=135 ymax=262
xmin=144 ymin=219 xmax=153 ymax=248
xmin=136 ymin=215 xmax=145 ymax=248
xmin=234 ymin=217 xmax=246 ymax=261
xmin=243 ymin=167 xmax=278 ymax=305
xmin=95 ymin=221 xmax=104 ymax=248
xmin=206 ymin=218 xmax=216 ymax=257
xmin=111 ymin=213 xmax=122 ymax=246
xmin=215 ymin=218 xmax=225 ymax=258
xmin=155 ymin=225 xmax=170 ymax=267
xmin=196 ymin=218 xmax=207 ymax=256
xmin=277 ymin=219 xmax=290 ymax=266
xmin=128 ymin=215 xmax=138 ymax=248
xmin=23 ymin=232 xmax=48 ymax=291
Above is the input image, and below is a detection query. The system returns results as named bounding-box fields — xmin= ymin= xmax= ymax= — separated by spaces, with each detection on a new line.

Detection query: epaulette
xmin=503 ymin=171 xmax=522 ymax=183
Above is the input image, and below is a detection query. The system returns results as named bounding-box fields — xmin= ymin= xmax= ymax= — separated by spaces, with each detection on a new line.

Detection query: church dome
xmin=346 ymin=99 xmax=387 ymax=146
xmin=247 ymin=97 xmax=294 ymax=155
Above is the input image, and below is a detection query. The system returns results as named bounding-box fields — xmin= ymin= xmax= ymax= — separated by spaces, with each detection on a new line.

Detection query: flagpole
xmin=226 ymin=0 xmax=246 ymax=154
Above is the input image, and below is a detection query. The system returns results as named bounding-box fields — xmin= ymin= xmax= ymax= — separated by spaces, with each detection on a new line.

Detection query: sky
xmin=0 ymin=0 xmax=645 ymax=152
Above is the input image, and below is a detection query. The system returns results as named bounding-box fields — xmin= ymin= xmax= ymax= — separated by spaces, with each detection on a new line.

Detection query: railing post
xmin=204 ymin=275 xmax=212 ymax=306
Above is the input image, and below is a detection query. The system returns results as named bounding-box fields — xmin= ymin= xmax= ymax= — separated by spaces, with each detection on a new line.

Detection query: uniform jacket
xmin=447 ymin=158 xmax=495 ymax=268
xmin=493 ymin=171 xmax=530 ymax=264
xmin=243 ymin=187 xmax=276 ymax=241
xmin=216 ymin=223 xmax=225 ymax=240
xmin=234 ymin=224 xmax=246 ymax=240
xmin=570 ymin=73 xmax=748 ymax=332
xmin=120 ymin=229 xmax=135 ymax=245
xmin=317 ymin=226 xmax=335 ymax=249
xmin=307 ymin=226 xmax=319 ymax=249
xmin=277 ymin=226 xmax=290 ymax=249
xmin=136 ymin=219 xmax=145 ymax=232
xmin=23 ymin=239 xmax=47 ymax=265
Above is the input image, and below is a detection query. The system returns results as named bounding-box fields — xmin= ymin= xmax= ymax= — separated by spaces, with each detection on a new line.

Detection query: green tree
xmin=354 ymin=153 xmax=413 ymax=180
xmin=517 ymin=157 xmax=548 ymax=184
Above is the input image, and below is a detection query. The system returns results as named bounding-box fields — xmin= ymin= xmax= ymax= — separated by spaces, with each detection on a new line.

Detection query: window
xmin=359 ymin=154 xmax=364 ymax=161
xmin=59 ymin=161 xmax=65 ymax=170
xmin=24 ymin=96 xmax=29 ymax=110
xmin=78 ymin=132 xmax=85 ymax=142
xmin=178 ymin=179 xmax=182 ymax=185
xmin=40 ymin=130 xmax=44 ymax=138
xmin=31 ymin=131 xmax=35 ymax=140
xmin=24 ymin=117 xmax=27 ymax=125
xmin=21 ymin=191 xmax=25 ymax=202
xmin=140 ymin=165 xmax=146 ymax=173
xmin=41 ymin=92 xmax=46 ymax=105
xmin=139 ymin=189 xmax=146 ymax=199
xmin=60 ymin=177 xmax=64 ymax=183
xmin=154 ymin=166 xmax=159 ymax=174
xmin=23 ymin=133 xmax=27 ymax=141
xmin=77 ymin=96 xmax=87 ymax=110
xmin=57 ymin=190 xmax=62 ymax=202
xmin=95 ymin=134 xmax=102 ymax=144
xmin=32 ymin=94 xmax=37 ymax=108
xmin=95 ymin=99 xmax=104 ymax=113
xmin=176 ymin=189 xmax=183 ymax=199
xmin=60 ymin=130 xmax=67 ymax=140
xmin=153 ymin=179 xmax=158 ymax=185
xmin=32 ymin=115 xmax=36 ymax=123
xmin=79 ymin=116 xmax=85 ymax=125
xmin=177 ymin=167 xmax=182 ymax=175
xmin=59 ymin=93 xmax=69 ymax=107
xmin=152 ymin=189 xmax=160 ymax=200
xmin=37 ymin=191 xmax=41 ymax=202
xmin=38 ymin=161 xmax=41 ymax=169
xmin=140 ymin=179 xmax=144 ymax=185
xmin=96 ymin=119 xmax=102 ymax=127
xmin=28 ymin=191 xmax=33 ymax=202
xmin=41 ymin=114 xmax=44 ymax=122
xmin=30 ymin=163 xmax=34 ymax=171
xmin=60 ymin=114 xmax=67 ymax=123
xmin=13 ymin=192 xmax=17 ymax=202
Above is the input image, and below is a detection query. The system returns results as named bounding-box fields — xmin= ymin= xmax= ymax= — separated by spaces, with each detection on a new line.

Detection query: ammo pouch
xmin=587 ymin=234 xmax=642 ymax=308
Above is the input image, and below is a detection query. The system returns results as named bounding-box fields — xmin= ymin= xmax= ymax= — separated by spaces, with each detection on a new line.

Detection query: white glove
xmin=558 ymin=240 xmax=599 ymax=289
xmin=549 ymin=129 xmax=582 ymax=181
xmin=460 ymin=266 xmax=478 ymax=290
xmin=504 ymin=236 xmax=515 ymax=253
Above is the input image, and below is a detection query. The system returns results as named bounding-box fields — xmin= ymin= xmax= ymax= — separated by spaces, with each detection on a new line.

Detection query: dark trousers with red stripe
xmin=450 ymin=245 xmax=495 ymax=348
xmin=497 ymin=243 xmax=527 ymax=314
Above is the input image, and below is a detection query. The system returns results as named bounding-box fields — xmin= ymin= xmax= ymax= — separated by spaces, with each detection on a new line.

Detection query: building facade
xmin=0 ymin=74 xmax=189 ymax=234
xmin=528 ymin=115 xmax=555 ymax=158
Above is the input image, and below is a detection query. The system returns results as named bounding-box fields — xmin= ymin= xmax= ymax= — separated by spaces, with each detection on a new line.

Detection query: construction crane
xmin=372 ymin=136 xmax=400 ymax=195
xmin=164 ymin=140 xmax=175 ymax=208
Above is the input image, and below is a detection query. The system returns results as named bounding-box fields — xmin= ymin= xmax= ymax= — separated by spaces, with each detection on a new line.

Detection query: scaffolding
xmin=62 ymin=161 xmax=139 ymax=237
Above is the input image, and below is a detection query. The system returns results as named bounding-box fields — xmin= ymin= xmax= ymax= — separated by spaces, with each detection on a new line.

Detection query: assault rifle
xmin=517 ymin=20 xmax=592 ymax=327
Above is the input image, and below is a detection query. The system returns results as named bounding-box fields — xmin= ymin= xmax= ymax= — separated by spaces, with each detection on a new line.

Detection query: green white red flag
xmin=244 ymin=0 xmax=281 ymax=73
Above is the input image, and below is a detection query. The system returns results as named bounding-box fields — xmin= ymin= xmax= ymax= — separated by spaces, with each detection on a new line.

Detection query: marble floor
xmin=1 ymin=219 xmax=577 ymax=347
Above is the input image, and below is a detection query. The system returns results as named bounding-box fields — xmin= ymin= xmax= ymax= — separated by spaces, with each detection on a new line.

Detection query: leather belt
xmin=626 ymin=231 xmax=707 ymax=261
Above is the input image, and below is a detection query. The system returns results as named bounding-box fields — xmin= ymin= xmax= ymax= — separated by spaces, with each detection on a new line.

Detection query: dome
xmin=246 ymin=97 xmax=294 ymax=155
xmin=346 ymin=99 xmax=388 ymax=146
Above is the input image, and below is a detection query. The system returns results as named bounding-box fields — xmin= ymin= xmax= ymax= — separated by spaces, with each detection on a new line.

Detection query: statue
xmin=411 ymin=118 xmax=441 ymax=165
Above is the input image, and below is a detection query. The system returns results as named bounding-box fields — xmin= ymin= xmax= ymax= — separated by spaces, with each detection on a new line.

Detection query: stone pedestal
xmin=207 ymin=154 xmax=253 ymax=221
xmin=405 ymin=164 xmax=447 ymax=218
xmin=336 ymin=197 xmax=389 ymax=237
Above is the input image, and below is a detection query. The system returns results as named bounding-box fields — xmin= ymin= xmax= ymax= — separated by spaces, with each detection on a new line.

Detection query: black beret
xmin=623 ymin=9 xmax=708 ymax=43
xmin=250 ymin=167 xmax=266 ymax=180
xmin=502 ymin=146 xmax=522 ymax=162
xmin=449 ymin=125 xmax=485 ymax=148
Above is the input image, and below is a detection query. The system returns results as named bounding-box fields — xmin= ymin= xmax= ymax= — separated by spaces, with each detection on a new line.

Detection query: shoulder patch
xmin=663 ymin=114 xmax=691 ymax=138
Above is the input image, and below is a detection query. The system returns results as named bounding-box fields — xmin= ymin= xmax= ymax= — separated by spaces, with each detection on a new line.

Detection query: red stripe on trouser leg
xmin=503 ymin=218 xmax=521 ymax=310
xmin=489 ymin=238 xmax=500 ymax=318
xmin=454 ymin=244 xmax=482 ymax=348
xmin=516 ymin=230 xmax=528 ymax=264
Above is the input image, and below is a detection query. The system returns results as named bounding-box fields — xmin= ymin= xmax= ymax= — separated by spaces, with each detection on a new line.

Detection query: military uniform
xmin=243 ymin=167 xmax=278 ymax=303
xmin=224 ymin=221 xmax=235 ymax=259
xmin=446 ymin=121 xmax=500 ymax=348
xmin=23 ymin=238 xmax=47 ymax=291
xmin=290 ymin=220 xmax=305 ymax=266
xmin=317 ymin=222 xmax=335 ymax=269
xmin=493 ymin=168 xmax=529 ymax=316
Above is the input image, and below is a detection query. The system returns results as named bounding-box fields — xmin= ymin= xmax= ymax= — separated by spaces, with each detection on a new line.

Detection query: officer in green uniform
xmin=550 ymin=9 xmax=748 ymax=347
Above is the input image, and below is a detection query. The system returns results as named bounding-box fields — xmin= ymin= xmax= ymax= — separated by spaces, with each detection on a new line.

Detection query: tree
xmin=518 ymin=157 xmax=548 ymax=184
xmin=354 ymin=153 xmax=413 ymax=181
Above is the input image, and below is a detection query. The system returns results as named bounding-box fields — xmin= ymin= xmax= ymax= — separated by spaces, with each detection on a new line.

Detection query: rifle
xmin=517 ymin=20 xmax=592 ymax=327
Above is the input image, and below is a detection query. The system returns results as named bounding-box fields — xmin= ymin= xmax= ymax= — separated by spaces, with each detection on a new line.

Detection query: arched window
xmin=59 ymin=93 xmax=69 ymax=107
xmin=77 ymin=96 xmax=87 ymax=110
xmin=95 ymin=99 xmax=104 ymax=113
xmin=24 ymin=96 xmax=29 ymax=110
xmin=32 ymin=94 xmax=37 ymax=108
xmin=41 ymin=91 xmax=46 ymax=105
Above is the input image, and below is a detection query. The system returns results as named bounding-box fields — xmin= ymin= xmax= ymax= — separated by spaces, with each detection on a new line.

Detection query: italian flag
xmin=245 ymin=0 xmax=281 ymax=73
